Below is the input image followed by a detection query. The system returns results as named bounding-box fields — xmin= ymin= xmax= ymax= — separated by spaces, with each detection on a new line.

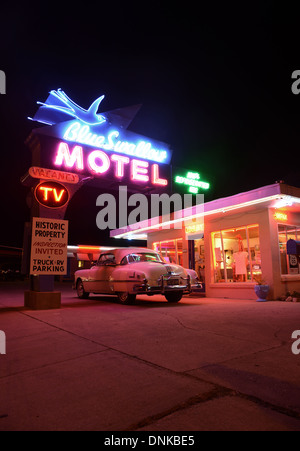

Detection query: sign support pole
xmin=21 ymin=165 xmax=92 ymax=309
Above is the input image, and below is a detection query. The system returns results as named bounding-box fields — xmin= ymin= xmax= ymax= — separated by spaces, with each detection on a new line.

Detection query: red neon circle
xmin=34 ymin=181 xmax=69 ymax=209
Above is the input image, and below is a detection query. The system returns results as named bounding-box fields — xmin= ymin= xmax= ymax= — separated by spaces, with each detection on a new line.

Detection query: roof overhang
xmin=110 ymin=184 xmax=300 ymax=240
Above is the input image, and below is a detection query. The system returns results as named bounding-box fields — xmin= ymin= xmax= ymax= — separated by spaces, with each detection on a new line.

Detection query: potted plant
xmin=292 ymin=291 xmax=300 ymax=303
xmin=254 ymin=275 xmax=270 ymax=302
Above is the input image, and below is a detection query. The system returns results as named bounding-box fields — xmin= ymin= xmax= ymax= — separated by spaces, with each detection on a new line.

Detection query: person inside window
xmin=233 ymin=235 xmax=248 ymax=282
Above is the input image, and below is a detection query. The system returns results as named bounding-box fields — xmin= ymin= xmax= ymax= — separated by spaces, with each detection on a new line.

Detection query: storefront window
xmin=153 ymin=239 xmax=183 ymax=265
xmin=278 ymin=225 xmax=300 ymax=274
xmin=211 ymin=225 xmax=261 ymax=283
xmin=194 ymin=238 xmax=205 ymax=284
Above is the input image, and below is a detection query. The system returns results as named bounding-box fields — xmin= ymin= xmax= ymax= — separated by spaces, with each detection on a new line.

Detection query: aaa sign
xmin=34 ymin=181 xmax=69 ymax=208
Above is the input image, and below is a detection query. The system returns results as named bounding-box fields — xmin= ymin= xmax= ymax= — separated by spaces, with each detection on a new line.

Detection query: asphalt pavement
xmin=0 ymin=280 xmax=300 ymax=431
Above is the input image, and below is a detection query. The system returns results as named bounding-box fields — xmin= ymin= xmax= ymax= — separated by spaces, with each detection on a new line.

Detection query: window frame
xmin=277 ymin=223 xmax=300 ymax=275
xmin=97 ymin=253 xmax=116 ymax=266
xmin=153 ymin=238 xmax=183 ymax=265
xmin=211 ymin=224 xmax=261 ymax=284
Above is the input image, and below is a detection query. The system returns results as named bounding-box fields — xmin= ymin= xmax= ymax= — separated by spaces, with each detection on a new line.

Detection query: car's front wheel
xmin=76 ymin=279 xmax=89 ymax=299
xmin=117 ymin=292 xmax=136 ymax=305
xmin=165 ymin=291 xmax=183 ymax=303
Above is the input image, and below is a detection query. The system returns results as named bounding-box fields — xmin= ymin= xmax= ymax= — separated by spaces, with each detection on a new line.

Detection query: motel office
xmin=107 ymin=183 xmax=300 ymax=300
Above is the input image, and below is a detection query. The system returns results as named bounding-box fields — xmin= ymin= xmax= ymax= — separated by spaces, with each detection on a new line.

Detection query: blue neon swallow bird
xmin=35 ymin=88 xmax=107 ymax=125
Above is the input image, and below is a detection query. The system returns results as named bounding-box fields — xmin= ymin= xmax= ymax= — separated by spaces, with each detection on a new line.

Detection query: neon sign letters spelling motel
xmin=29 ymin=89 xmax=172 ymax=187
xmin=54 ymin=141 xmax=168 ymax=185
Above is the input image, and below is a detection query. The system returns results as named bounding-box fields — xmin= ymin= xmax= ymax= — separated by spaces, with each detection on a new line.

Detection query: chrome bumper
xmin=132 ymin=275 xmax=202 ymax=294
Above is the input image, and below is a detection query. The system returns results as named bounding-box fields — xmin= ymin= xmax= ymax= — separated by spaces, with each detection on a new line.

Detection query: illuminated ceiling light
xmin=274 ymin=196 xmax=294 ymax=208
xmin=127 ymin=234 xmax=148 ymax=241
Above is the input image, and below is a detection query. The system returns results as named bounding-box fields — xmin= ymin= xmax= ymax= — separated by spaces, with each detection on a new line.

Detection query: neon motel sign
xmin=29 ymin=89 xmax=171 ymax=187
xmin=53 ymin=141 xmax=168 ymax=186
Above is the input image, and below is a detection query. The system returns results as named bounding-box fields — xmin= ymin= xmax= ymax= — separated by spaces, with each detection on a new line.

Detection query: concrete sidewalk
xmin=0 ymin=281 xmax=299 ymax=431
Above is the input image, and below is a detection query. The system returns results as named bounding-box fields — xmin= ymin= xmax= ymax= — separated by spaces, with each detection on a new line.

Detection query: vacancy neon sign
xmin=54 ymin=141 xmax=168 ymax=186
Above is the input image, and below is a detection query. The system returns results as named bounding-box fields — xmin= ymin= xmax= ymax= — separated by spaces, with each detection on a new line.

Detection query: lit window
xmin=211 ymin=225 xmax=261 ymax=283
xmin=153 ymin=239 xmax=183 ymax=265
xmin=278 ymin=225 xmax=300 ymax=274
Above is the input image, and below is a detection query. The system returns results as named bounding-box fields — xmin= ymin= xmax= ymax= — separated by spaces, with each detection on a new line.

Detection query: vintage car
xmin=74 ymin=247 xmax=202 ymax=304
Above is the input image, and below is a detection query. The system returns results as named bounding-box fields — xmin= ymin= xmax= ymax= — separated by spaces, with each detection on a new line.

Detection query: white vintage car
xmin=74 ymin=248 xmax=202 ymax=304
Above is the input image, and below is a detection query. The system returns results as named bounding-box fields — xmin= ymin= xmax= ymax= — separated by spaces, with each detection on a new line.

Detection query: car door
xmin=88 ymin=253 xmax=116 ymax=293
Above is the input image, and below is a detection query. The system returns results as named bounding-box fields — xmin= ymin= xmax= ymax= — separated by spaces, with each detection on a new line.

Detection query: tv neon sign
xmin=54 ymin=142 xmax=168 ymax=186
xmin=34 ymin=181 xmax=69 ymax=208
xmin=175 ymin=171 xmax=210 ymax=193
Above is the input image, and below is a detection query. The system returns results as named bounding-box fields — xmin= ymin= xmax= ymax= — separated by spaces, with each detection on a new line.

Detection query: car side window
xmin=121 ymin=255 xmax=136 ymax=264
xmin=98 ymin=254 xmax=116 ymax=265
xmin=120 ymin=256 xmax=128 ymax=265
xmin=128 ymin=255 xmax=136 ymax=263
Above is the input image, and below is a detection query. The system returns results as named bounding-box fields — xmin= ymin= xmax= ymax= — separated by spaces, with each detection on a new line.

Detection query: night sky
xmin=1 ymin=2 xmax=300 ymax=248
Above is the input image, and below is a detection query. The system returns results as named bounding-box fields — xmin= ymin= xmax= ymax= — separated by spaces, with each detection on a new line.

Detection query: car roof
xmin=100 ymin=248 xmax=159 ymax=264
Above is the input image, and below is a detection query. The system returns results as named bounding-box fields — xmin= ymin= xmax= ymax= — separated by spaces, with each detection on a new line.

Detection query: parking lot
xmin=0 ymin=280 xmax=300 ymax=431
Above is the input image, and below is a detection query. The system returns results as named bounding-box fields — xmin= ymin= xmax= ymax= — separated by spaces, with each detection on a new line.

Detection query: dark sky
xmin=1 ymin=2 xmax=300 ymax=247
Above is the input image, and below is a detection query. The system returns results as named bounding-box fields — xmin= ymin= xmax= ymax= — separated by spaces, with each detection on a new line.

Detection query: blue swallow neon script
xmin=63 ymin=122 xmax=168 ymax=163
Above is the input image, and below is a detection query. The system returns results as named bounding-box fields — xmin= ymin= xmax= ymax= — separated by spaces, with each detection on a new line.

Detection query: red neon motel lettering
xmin=54 ymin=142 xmax=84 ymax=170
xmin=131 ymin=159 xmax=149 ymax=183
xmin=152 ymin=163 xmax=168 ymax=186
xmin=87 ymin=150 xmax=111 ymax=174
xmin=54 ymin=142 xmax=168 ymax=186
xmin=111 ymin=155 xmax=130 ymax=178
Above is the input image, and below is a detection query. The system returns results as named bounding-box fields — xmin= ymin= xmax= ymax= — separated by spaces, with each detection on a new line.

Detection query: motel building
xmin=104 ymin=183 xmax=300 ymax=301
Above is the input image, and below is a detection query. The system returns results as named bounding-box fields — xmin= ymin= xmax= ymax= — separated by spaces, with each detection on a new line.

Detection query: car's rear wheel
xmin=165 ymin=291 xmax=183 ymax=303
xmin=76 ymin=279 xmax=89 ymax=299
xmin=117 ymin=292 xmax=136 ymax=305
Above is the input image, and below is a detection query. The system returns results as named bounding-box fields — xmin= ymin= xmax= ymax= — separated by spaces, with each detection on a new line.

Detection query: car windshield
xmin=127 ymin=252 xmax=165 ymax=264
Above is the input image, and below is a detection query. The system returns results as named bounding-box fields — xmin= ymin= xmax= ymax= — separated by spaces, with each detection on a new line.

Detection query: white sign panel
xmin=288 ymin=254 xmax=299 ymax=275
xmin=30 ymin=217 xmax=68 ymax=275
